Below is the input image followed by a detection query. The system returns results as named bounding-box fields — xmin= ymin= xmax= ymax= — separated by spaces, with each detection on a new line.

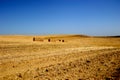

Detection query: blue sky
xmin=0 ymin=0 xmax=120 ymax=36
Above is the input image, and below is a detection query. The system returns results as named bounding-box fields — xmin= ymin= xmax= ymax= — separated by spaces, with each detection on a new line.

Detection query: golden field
xmin=0 ymin=35 xmax=120 ymax=80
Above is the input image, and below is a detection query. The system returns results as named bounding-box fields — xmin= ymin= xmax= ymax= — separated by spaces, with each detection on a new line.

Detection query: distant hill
xmin=42 ymin=34 xmax=90 ymax=39
xmin=94 ymin=35 xmax=120 ymax=38
xmin=66 ymin=34 xmax=90 ymax=37
xmin=107 ymin=36 xmax=120 ymax=38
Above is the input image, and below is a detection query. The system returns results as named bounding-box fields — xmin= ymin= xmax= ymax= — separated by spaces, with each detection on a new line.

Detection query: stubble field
xmin=0 ymin=35 xmax=120 ymax=80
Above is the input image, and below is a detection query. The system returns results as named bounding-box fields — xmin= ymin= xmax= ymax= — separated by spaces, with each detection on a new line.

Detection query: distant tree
xmin=48 ymin=38 xmax=50 ymax=42
xmin=33 ymin=37 xmax=35 ymax=41
xmin=59 ymin=40 xmax=61 ymax=42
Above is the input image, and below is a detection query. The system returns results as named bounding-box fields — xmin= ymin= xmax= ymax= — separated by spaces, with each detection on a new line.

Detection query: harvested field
xmin=0 ymin=35 xmax=120 ymax=80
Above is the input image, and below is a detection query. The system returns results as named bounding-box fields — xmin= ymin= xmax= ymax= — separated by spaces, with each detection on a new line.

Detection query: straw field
xmin=0 ymin=35 xmax=120 ymax=80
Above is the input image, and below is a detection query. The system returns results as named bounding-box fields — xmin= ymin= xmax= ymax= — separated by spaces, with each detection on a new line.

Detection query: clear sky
xmin=0 ymin=0 xmax=120 ymax=36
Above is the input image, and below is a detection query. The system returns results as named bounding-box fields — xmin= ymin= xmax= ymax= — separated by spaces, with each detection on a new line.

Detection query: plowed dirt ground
xmin=0 ymin=35 xmax=120 ymax=80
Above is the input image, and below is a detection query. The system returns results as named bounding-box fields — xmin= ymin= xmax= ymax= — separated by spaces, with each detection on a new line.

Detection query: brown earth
xmin=0 ymin=35 xmax=120 ymax=80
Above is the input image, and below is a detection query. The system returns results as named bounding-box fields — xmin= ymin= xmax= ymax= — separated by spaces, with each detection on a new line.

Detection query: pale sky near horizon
xmin=0 ymin=0 xmax=120 ymax=36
